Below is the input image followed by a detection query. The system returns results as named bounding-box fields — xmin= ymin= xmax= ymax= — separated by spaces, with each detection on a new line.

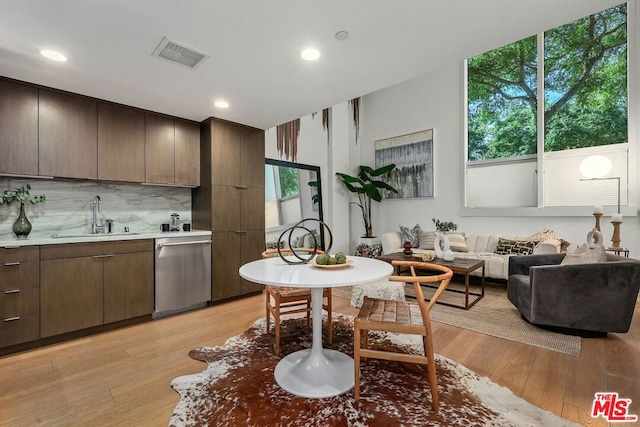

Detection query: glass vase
xmin=12 ymin=202 xmax=32 ymax=239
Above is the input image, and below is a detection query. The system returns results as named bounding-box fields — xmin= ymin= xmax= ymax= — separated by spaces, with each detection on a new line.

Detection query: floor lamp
xmin=579 ymin=155 xmax=622 ymax=248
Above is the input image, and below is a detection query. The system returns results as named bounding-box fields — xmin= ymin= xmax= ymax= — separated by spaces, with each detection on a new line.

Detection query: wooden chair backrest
xmin=388 ymin=260 xmax=453 ymax=327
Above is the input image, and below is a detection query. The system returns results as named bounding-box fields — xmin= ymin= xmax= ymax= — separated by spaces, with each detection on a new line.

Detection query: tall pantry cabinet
xmin=193 ymin=118 xmax=265 ymax=301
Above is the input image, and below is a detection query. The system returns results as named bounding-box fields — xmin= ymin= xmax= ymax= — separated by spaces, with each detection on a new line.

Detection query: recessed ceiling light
xmin=301 ymin=48 xmax=320 ymax=61
xmin=214 ymin=100 xmax=229 ymax=109
xmin=335 ymin=31 xmax=350 ymax=41
xmin=40 ymin=50 xmax=67 ymax=62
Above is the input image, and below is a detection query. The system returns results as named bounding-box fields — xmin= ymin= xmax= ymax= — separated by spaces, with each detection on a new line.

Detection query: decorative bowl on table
xmin=420 ymin=253 xmax=435 ymax=262
xmin=310 ymin=258 xmax=354 ymax=269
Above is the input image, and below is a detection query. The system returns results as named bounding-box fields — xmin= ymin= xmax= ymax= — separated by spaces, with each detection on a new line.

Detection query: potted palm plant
xmin=0 ymin=184 xmax=46 ymax=238
xmin=336 ymin=164 xmax=397 ymax=238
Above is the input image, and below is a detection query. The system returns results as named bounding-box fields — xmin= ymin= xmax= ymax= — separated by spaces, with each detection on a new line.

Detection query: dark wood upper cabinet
xmin=0 ymin=80 xmax=38 ymax=175
xmin=97 ymin=103 xmax=145 ymax=182
xmin=175 ymin=119 xmax=200 ymax=186
xmin=211 ymin=119 xmax=241 ymax=186
xmin=39 ymin=89 xmax=98 ymax=179
xmin=145 ymin=113 xmax=175 ymax=184
xmin=241 ymin=126 xmax=265 ymax=188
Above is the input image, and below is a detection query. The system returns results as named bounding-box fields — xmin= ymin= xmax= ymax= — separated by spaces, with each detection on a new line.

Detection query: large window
xmin=466 ymin=4 xmax=628 ymax=210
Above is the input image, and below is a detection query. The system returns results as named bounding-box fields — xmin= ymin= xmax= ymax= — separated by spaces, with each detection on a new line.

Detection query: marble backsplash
xmin=0 ymin=178 xmax=193 ymax=239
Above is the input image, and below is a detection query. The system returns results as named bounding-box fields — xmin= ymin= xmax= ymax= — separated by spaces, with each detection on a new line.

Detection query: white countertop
xmin=0 ymin=230 xmax=212 ymax=247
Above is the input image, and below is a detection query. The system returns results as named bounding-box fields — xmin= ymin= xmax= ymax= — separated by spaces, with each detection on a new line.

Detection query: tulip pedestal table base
xmin=274 ymin=288 xmax=353 ymax=398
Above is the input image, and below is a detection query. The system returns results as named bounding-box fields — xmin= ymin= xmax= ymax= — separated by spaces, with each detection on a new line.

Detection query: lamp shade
xmin=579 ymin=155 xmax=612 ymax=178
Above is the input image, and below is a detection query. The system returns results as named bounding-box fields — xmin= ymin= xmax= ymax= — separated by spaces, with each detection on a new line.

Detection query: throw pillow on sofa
xmin=494 ymin=238 xmax=536 ymax=255
xmin=447 ymin=232 xmax=468 ymax=252
xmin=399 ymin=224 xmax=421 ymax=248
xmin=418 ymin=231 xmax=436 ymax=249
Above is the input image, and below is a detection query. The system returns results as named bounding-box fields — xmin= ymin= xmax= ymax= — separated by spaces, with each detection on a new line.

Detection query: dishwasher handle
xmin=156 ymin=239 xmax=212 ymax=250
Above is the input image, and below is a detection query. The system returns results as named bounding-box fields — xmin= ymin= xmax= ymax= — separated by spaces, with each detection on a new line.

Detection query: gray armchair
xmin=508 ymin=253 xmax=640 ymax=335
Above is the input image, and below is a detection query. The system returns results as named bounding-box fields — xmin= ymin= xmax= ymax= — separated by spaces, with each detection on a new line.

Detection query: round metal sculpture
xmin=277 ymin=218 xmax=333 ymax=264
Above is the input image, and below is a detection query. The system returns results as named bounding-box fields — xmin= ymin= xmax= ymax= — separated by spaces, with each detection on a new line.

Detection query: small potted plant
xmin=0 ymin=184 xmax=46 ymax=239
xmin=432 ymin=218 xmax=458 ymax=233
xmin=432 ymin=218 xmax=457 ymax=261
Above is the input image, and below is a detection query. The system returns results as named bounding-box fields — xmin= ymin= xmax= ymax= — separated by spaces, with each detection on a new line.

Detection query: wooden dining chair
xmin=354 ymin=260 xmax=453 ymax=410
xmin=261 ymin=248 xmax=333 ymax=355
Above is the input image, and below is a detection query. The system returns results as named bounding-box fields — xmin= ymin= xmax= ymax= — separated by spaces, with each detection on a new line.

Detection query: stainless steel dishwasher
xmin=154 ymin=235 xmax=212 ymax=318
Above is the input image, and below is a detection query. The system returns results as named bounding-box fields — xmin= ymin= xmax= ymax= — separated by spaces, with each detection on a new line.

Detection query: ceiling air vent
xmin=152 ymin=37 xmax=210 ymax=70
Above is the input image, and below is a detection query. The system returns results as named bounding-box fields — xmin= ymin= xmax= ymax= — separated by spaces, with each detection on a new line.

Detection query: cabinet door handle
xmin=234 ymin=185 xmax=247 ymax=189
xmin=235 ymin=230 xmax=248 ymax=234
xmin=4 ymin=289 xmax=20 ymax=294
xmin=3 ymin=262 xmax=20 ymax=266
xmin=4 ymin=316 xmax=20 ymax=322
xmin=92 ymin=254 xmax=115 ymax=259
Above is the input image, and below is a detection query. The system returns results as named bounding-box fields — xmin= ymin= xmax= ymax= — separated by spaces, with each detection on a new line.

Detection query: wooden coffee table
xmin=376 ymin=252 xmax=485 ymax=309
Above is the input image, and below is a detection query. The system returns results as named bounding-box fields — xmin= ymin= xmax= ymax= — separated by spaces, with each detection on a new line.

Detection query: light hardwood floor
xmin=0 ymin=291 xmax=638 ymax=426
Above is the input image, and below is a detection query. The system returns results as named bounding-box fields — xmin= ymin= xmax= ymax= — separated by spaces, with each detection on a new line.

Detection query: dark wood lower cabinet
xmin=0 ymin=247 xmax=40 ymax=347
xmin=103 ymin=251 xmax=154 ymax=324
xmin=211 ymin=231 xmax=264 ymax=301
xmin=40 ymin=256 xmax=104 ymax=338
xmin=39 ymin=240 xmax=154 ymax=339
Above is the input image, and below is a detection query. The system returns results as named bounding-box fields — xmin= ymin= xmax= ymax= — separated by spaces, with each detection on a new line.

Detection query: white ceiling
xmin=0 ymin=0 xmax=624 ymax=130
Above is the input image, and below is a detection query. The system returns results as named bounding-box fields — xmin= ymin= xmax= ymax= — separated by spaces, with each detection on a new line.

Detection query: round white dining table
xmin=239 ymin=255 xmax=394 ymax=398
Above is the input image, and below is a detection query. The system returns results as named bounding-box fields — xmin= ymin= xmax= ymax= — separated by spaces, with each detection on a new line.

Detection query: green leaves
xmin=468 ymin=3 xmax=627 ymax=160
xmin=0 ymin=184 xmax=46 ymax=207
xmin=336 ymin=164 xmax=397 ymax=237
xmin=432 ymin=218 xmax=458 ymax=233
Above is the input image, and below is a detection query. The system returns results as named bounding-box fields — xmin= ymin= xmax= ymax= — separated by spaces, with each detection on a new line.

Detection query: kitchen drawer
xmin=1 ymin=287 xmax=39 ymax=318
xmin=41 ymin=239 xmax=153 ymax=260
xmin=0 ymin=246 xmax=39 ymax=263
xmin=0 ymin=313 xmax=39 ymax=347
xmin=0 ymin=261 xmax=40 ymax=291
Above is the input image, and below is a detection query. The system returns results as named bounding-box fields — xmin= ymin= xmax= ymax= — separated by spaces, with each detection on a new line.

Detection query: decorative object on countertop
xmin=586 ymin=228 xmax=604 ymax=249
xmin=12 ymin=202 xmax=32 ymax=238
xmin=276 ymin=218 xmax=332 ymax=264
xmin=0 ymin=184 xmax=46 ymax=239
xmin=403 ymin=241 xmax=413 ymax=256
xmin=336 ymin=164 xmax=397 ymax=238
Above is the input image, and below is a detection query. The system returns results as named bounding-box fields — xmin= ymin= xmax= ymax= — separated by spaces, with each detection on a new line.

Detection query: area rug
xmin=170 ymin=316 xmax=578 ymax=426
xmin=418 ymin=284 xmax=582 ymax=356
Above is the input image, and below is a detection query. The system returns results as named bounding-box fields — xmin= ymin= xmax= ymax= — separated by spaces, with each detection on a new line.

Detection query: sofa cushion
xmin=495 ymin=238 xmax=536 ymax=255
xmin=560 ymin=244 xmax=606 ymax=265
xmin=418 ymin=231 xmax=436 ymax=250
xmin=466 ymin=234 xmax=501 ymax=253
xmin=399 ymin=224 xmax=421 ymax=247
xmin=448 ymin=232 xmax=468 ymax=252
xmin=354 ymin=243 xmax=383 ymax=258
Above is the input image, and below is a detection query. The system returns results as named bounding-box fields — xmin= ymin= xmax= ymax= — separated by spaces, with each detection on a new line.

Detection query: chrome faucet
xmin=92 ymin=196 xmax=105 ymax=234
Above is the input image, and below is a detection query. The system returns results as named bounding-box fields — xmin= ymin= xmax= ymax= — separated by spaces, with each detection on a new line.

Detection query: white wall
xmin=265 ymin=111 xmax=352 ymax=252
xmin=358 ymin=60 xmax=639 ymax=255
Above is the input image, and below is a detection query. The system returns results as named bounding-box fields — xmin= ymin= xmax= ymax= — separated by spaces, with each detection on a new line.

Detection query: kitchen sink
xmin=50 ymin=232 xmax=141 ymax=239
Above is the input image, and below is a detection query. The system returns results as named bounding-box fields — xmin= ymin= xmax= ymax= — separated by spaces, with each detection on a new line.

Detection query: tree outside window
xmin=467 ymin=3 xmax=627 ymax=161
xmin=278 ymin=166 xmax=300 ymax=198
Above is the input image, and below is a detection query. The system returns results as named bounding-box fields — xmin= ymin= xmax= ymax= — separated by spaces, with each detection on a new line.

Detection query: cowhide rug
xmin=170 ymin=315 xmax=578 ymax=427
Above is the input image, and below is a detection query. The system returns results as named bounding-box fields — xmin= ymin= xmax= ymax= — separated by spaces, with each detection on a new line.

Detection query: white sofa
xmin=380 ymin=231 xmax=563 ymax=280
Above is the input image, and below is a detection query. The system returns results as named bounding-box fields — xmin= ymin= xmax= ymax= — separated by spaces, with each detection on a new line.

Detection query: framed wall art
xmin=375 ymin=129 xmax=434 ymax=199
